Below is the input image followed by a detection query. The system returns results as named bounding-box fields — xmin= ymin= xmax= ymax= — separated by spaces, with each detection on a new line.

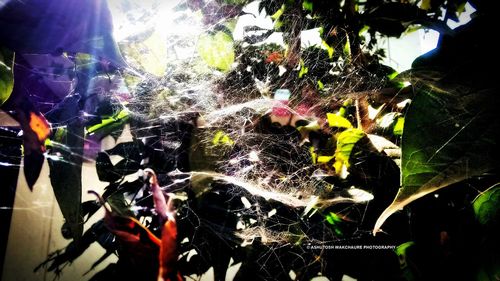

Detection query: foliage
xmin=197 ymin=30 xmax=235 ymax=71
xmin=0 ymin=47 xmax=14 ymax=106
xmin=1 ymin=0 xmax=498 ymax=280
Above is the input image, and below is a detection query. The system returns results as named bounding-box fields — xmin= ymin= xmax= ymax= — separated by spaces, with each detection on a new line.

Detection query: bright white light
xmin=241 ymin=196 xmax=252 ymax=208
xmin=348 ymin=187 xmax=374 ymax=202
xmin=233 ymin=1 xmax=321 ymax=48
xmin=419 ymin=29 xmax=439 ymax=54
xmin=109 ymin=0 xmax=202 ymax=43
xmin=248 ymin=150 xmax=260 ymax=162
xmin=446 ymin=2 xmax=476 ymax=30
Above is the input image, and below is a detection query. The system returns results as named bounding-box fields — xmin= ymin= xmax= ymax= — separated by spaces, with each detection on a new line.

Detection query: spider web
xmin=110 ymin=1 xmax=390 ymax=279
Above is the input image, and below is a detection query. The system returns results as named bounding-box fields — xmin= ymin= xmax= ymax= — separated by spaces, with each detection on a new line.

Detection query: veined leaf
xmin=197 ymin=31 xmax=235 ymax=72
xmin=374 ymin=82 xmax=500 ymax=234
xmin=473 ymin=184 xmax=500 ymax=227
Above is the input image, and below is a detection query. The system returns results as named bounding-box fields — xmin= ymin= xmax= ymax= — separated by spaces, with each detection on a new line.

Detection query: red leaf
xmin=88 ymin=191 xmax=161 ymax=274
xmin=158 ymin=216 xmax=181 ymax=281
xmin=143 ymin=169 xmax=181 ymax=281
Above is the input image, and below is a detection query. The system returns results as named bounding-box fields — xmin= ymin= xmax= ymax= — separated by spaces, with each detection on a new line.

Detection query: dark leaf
xmin=88 ymin=263 xmax=121 ymax=281
xmin=96 ymin=152 xmax=121 ymax=183
xmin=45 ymin=93 xmax=81 ymax=124
xmin=0 ymin=126 xmax=22 ymax=272
xmin=23 ymin=151 xmax=44 ymax=190
xmin=82 ymin=200 xmax=102 ymax=222
xmin=201 ymin=3 xmax=242 ymax=25
xmin=106 ymin=141 xmax=143 ymax=163
xmin=106 ymin=179 xmax=143 ymax=197
xmin=364 ymin=3 xmax=428 ymax=37
xmin=374 ymin=78 xmax=500 ymax=234
xmin=48 ymin=111 xmax=84 ymax=240
xmin=113 ymin=158 xmax=141 ymax=177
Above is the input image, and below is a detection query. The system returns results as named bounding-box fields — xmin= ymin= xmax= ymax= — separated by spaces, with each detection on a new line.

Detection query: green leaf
xmin=325 ymin=212 xmax=346 ymax=237
xmin=86 ymin=109 xmax=129 ymax=137
xmin=374 ymin=82 xmax=500 ymax=234
xmin=334 ymin=128 xmax=365 ymax=174
xmin=325 ymin=212 xmax=342 ymax=225
xmin=395 ymin=242 xmax=418 ymax=281
xmin=310 ymin=146 xmax=317 ymax=164
xmin=298 ymin=59 xmax=308 ymax=78
xmin=302 ymin=0 xmax=313 ymax=12
xmin=271 ymin=4 xmax=285 ymax=20
xmin=223 ymin=18 xmax=238 ymax=33
xmin=358 ymin=25 xmax=370 ymax=36
xmin=327 ymin=113 xmax=353 ymax=128
xmin=473 ymin=184 xmax=500 ymax=227
xmin=317 ymin=80 xmax=324 ymax=90
xmin=387 ymin=71 xmax=399 ymax=80
xmin=197 ymin=31 xmax=235 ymax=72
xmin=343 ymin=36 xmax=351 ymax=60
xmin=0 ymin=47 xmax=14 ymax=106
xmin=393 ymin=117 xmax=404 ymax=136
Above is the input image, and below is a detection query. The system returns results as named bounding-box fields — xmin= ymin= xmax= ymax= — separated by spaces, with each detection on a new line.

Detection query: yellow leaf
xmin=327 ymin=113 xmax=353 ymax=128
xmin=334 ymin=128 xmax=365 ymax=170
xmin=317 ymin=156 xmax=334 ymax=163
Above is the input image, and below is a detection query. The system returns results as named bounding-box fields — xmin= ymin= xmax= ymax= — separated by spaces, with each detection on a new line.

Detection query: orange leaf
xmin=143 ymin=169 xmax=182 ymax=281
xmin=29 ymin=112 xmax=50 ymax=142
xmin=158 ymin=216 xmax=181 ymax=281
